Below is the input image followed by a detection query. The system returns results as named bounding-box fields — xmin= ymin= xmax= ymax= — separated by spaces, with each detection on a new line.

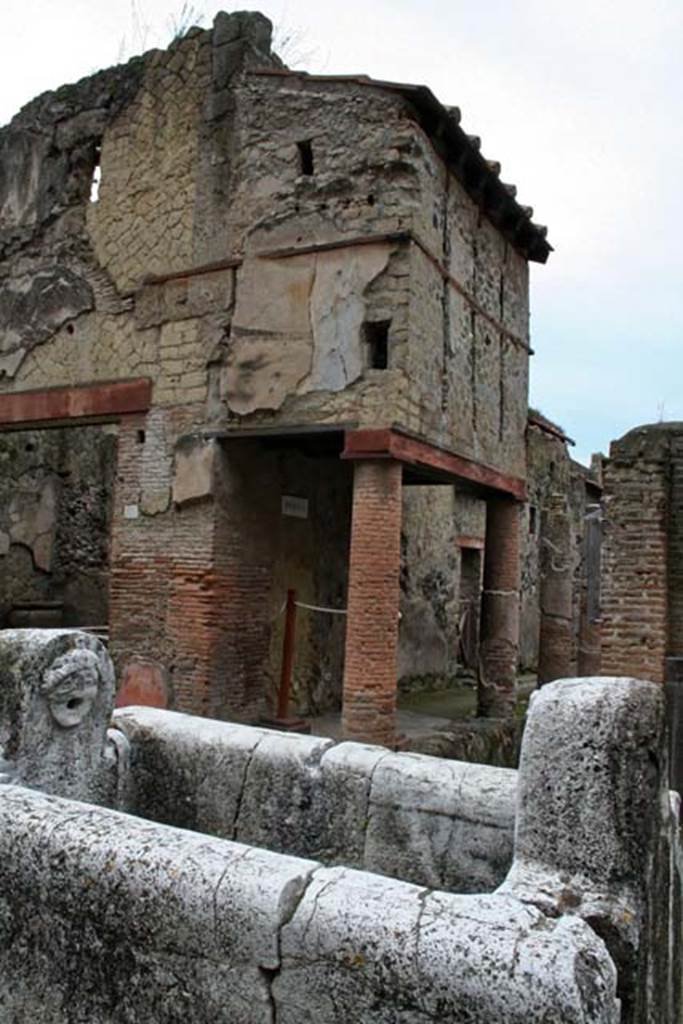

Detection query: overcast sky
xmin=2 ymin=0 xmax=681 ymax=463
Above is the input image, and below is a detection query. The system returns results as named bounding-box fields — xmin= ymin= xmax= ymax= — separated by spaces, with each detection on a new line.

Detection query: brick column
xmin=478 ymin=497 xmax=521 ymax=717
xmin=538 ymin=494 xmax=574 ymax=684
xmin=342 ymin=460 xmax=403 ymax=746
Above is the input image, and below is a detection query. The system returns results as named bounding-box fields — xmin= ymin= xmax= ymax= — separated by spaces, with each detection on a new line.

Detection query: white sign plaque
xmin=282 ymin=495 xmax=309 ymax=519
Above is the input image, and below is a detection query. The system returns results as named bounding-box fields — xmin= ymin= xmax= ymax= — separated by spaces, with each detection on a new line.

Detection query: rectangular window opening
xmin=529 ymin=505 xmax=537 ymax=535
xmin=297 ymin=140 xmax=314 ymax=176
xmin=89 ymin=145 xmax=102 ymax=203
xmin=364 ymin=320 xmax=390 ymax=370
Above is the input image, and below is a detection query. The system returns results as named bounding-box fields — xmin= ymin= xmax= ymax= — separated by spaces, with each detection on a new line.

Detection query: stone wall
xmin=113 ymin=704 xmax=516 ymax=895
xmin=213 ymin=70 xmax=531 ymax=476
xmin=0 ymin=784 xmax=619 ymax=1024
xmin=399 ymin=487 xmax=485 ymax=688
xmin=2 ymin=644 xmax=680 ymax=1023
xmin=520 ymin=417 xmax=599 ymax=678
xmin=0 ymin=426 xmax=116 ymax=628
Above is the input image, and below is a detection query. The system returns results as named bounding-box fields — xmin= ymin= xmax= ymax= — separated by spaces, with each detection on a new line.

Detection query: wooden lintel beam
xmin=342 ymin=428 xmax=526 ymax=501
xmin=0 ymin=379 xmax=152 ymax=428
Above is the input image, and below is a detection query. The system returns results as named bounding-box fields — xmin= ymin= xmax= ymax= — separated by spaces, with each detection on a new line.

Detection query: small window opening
xmin=364 ymin=321 xmax=390 ymax=370
xmin=136 ymin=429 xmax=146 ymax=445
xmin=528 ymin=506 xmax=537 ymax=535
xmin=89 ymin=145 xmax=102 ymax=203
xmin=297 ymin=140 xmax=314 ymax=176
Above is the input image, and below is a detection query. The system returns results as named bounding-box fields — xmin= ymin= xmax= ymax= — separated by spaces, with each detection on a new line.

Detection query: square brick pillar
xmin=478 ymin=497 xmax=521 ymax=718
xmin=342 ymin=460 xmax=403 ymax=746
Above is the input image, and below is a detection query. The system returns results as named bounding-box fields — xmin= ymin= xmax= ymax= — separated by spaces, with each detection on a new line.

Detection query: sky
xmin=2 ymin=0 xmax=681 ymax=464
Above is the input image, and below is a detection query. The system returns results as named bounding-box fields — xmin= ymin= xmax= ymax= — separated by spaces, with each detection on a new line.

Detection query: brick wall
xmin=601 ymin=429 xmax=670 ymax=682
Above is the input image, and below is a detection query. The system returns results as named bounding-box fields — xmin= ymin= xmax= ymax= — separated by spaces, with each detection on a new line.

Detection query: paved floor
xmin=308 ymin=675 xmax=537 ymax=742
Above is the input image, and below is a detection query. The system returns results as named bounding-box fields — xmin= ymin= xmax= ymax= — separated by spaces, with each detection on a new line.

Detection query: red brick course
xmin=108 ymin=413 xmax=272 ymax=720
xmin=342 ymin=459 xmax=403 ymax=746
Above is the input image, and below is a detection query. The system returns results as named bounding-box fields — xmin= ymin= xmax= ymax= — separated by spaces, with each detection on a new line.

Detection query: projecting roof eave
xmin=250 ymin=68 xmax=552 ymax=264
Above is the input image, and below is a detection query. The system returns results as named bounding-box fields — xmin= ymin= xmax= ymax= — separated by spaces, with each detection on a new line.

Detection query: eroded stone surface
xmin=0 ymin=785 xmax=315 ymax=1024
xmin=274 ymin=867 xmax=620 ymax=1023
xmin=501 ymin=676 xmax=680 ymax=1024
xmin=0 ymin=629 xmax=115 ymax=802
xmin=112 ymin=705 xmax=516 ymax=891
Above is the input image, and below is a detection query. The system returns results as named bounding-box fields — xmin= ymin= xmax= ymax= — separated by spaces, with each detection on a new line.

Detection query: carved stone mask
xmin=41 ymin=649 xmax=102 ymax=728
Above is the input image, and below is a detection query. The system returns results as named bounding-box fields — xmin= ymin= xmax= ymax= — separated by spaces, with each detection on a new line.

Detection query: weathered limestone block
xmin=501 ymin=676 xmax=681 ymax=1024
xmin=364 ymin=750 xmax=516 ymax=892
xmin=274 ymin=866 xmax=619 ymax=1023
xmin=114 ymin=705 xmax=269 ymax=835
xmin=0 ymin=629 xmax=115 ymax=802
xmin=233 ymin=729 xmax=336 ymax=855
xmin=0 ymin=785 xmax=315 ymax=1024
xmin=112 ymin=706 xmax=517 ymax=891
xmin=317 ymin=740 xmax=388 ymax=866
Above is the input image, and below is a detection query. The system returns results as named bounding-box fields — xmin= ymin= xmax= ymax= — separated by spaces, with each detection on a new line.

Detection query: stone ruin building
xmin=0 ymin=7 xmax=608 ymax=750
xmin=1 ymin=10 xmax=683 ymax=1022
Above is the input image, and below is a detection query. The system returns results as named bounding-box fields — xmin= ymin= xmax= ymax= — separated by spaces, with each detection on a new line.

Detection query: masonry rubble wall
xmin=112 ymin=704 xmax=517 ymax=894
xmin=0 ymin=425 xmax=116 ymax=629
xmin=399 ymin=487 xmax=485 ymax=689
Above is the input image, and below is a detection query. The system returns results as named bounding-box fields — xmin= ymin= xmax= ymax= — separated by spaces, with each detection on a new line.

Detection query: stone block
xmin=113 ymin=705 xmax=267 ymax=837
xmin=274 ymin=866 xmax=620 ymax=1023
xmin=0 ymin=629 xmax=115 ymax=803
xmin=234 ymin=730 xmax=336 ymax=858
xmin=0 ymin=785 xmax=315 ymax=1023
xmin=364 ymin=751 xmax=516 ymax=892
xmin=318 ymin=740 xmax=387 ymax=866
xmin=501 ymin=675 xmax=678 ymax=1024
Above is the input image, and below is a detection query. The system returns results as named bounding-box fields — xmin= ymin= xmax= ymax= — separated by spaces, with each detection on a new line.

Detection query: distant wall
xmin=602 ymin=424 xmax=671 ymax=681
xmin=399 ymin=487 xmax=485 ymax=688
xmin=0 ymin=426 xmax=116 ymax=628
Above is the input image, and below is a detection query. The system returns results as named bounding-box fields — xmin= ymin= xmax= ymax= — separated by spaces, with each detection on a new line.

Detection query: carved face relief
xmin=41 ymin=649 xmax=102 ymax=729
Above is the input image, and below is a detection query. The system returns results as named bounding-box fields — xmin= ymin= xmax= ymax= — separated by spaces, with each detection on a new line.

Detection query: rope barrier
xmin=295 ymin=600 xmax=347 ymax=616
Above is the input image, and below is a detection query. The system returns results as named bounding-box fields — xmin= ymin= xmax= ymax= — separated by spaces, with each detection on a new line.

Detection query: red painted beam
xmin=342 ymin=427 xmax=526 ymax=501
xmin=0 ymin=379 xmax=152 ymax=427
